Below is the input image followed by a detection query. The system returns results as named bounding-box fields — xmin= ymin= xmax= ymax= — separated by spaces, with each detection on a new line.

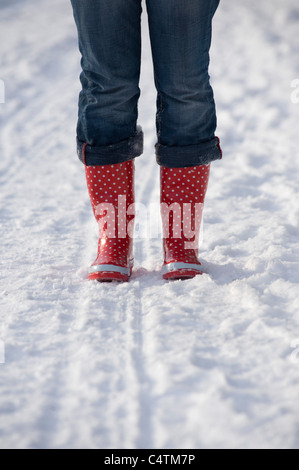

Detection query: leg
xmin=146 ymin=0 xmax=221 ymax=167
xmin=71 ymin=0 xmax=143 ymax=166
xmin=146 ymin=0 xmax=221 ymax=279
xmin=70 ymin=0 xmax=141 ymax=281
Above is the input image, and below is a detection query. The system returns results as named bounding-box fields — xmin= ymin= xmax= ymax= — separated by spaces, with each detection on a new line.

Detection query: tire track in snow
xmin=13 ymin=1 xmax=159 ymax=447
xmin=51 ymin=277 xmax=154 ymax=448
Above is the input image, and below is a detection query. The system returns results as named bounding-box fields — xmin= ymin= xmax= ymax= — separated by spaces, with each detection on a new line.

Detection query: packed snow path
xmin=0 ymin=0 xmax=299 ymax=449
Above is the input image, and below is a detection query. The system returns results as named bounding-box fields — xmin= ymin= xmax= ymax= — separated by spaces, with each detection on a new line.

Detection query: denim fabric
xmin=71 ymin=0 xmax=221 ymax=167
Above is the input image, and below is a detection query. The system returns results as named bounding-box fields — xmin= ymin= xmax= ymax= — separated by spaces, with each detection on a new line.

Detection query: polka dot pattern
xmin=85 ymin=161 xmax=135 ymax=269
xmin=160 ymin=164 xmax=210 ymax=267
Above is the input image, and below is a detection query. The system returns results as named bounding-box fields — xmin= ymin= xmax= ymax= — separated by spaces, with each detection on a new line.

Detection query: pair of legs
xmin=71 ymin=0 xmax=222 ymax=281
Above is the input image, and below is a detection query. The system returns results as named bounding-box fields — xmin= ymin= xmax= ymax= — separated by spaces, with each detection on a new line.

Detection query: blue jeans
xmin=71 ymin=0 xmax=222 ymax=168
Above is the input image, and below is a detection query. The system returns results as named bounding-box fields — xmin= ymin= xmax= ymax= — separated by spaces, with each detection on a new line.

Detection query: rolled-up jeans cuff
xmin=77 ymin=125 xmax=143 ymax=166
xmin=155 ymin=136 xmax=222 ymax=168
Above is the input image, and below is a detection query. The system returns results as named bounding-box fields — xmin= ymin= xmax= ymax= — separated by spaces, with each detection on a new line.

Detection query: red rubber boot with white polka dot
xmin=160 ymin=164 xmax=210 ymax=280
xmin=85 ymin=160 xmax=135 ymax=282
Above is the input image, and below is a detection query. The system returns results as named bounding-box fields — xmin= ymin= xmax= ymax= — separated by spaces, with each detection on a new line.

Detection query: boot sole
xmin=162 ymin=262 xmax=203 ymax=280
xmin=88 ymin=264 xmax=132 ymax=283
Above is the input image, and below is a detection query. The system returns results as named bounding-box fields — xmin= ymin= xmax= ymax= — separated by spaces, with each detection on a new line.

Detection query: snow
xmin=0 ymin=0 xmax=299 ymax=449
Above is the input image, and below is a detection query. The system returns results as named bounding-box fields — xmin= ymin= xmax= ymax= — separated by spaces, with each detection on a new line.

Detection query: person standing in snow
xmin=70 ymin=0 xmax=221 ymax=282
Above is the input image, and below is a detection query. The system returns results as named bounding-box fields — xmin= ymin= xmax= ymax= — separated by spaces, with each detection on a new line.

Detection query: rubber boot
xmin=85 ymin=160 xmax=135 ymax=282
xmin=160 ymin=164 xmax=210 ymax=280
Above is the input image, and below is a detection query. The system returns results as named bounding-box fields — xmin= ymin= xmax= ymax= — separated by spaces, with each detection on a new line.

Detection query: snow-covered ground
xmin=0 ymin=0 xmax=299 ymax=449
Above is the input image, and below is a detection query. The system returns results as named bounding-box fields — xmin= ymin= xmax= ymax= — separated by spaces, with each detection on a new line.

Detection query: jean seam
xmin=80 ymin=71 xmax=92 ymax=144
xmin=156 ymin=90 xmax=163 ymax=154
